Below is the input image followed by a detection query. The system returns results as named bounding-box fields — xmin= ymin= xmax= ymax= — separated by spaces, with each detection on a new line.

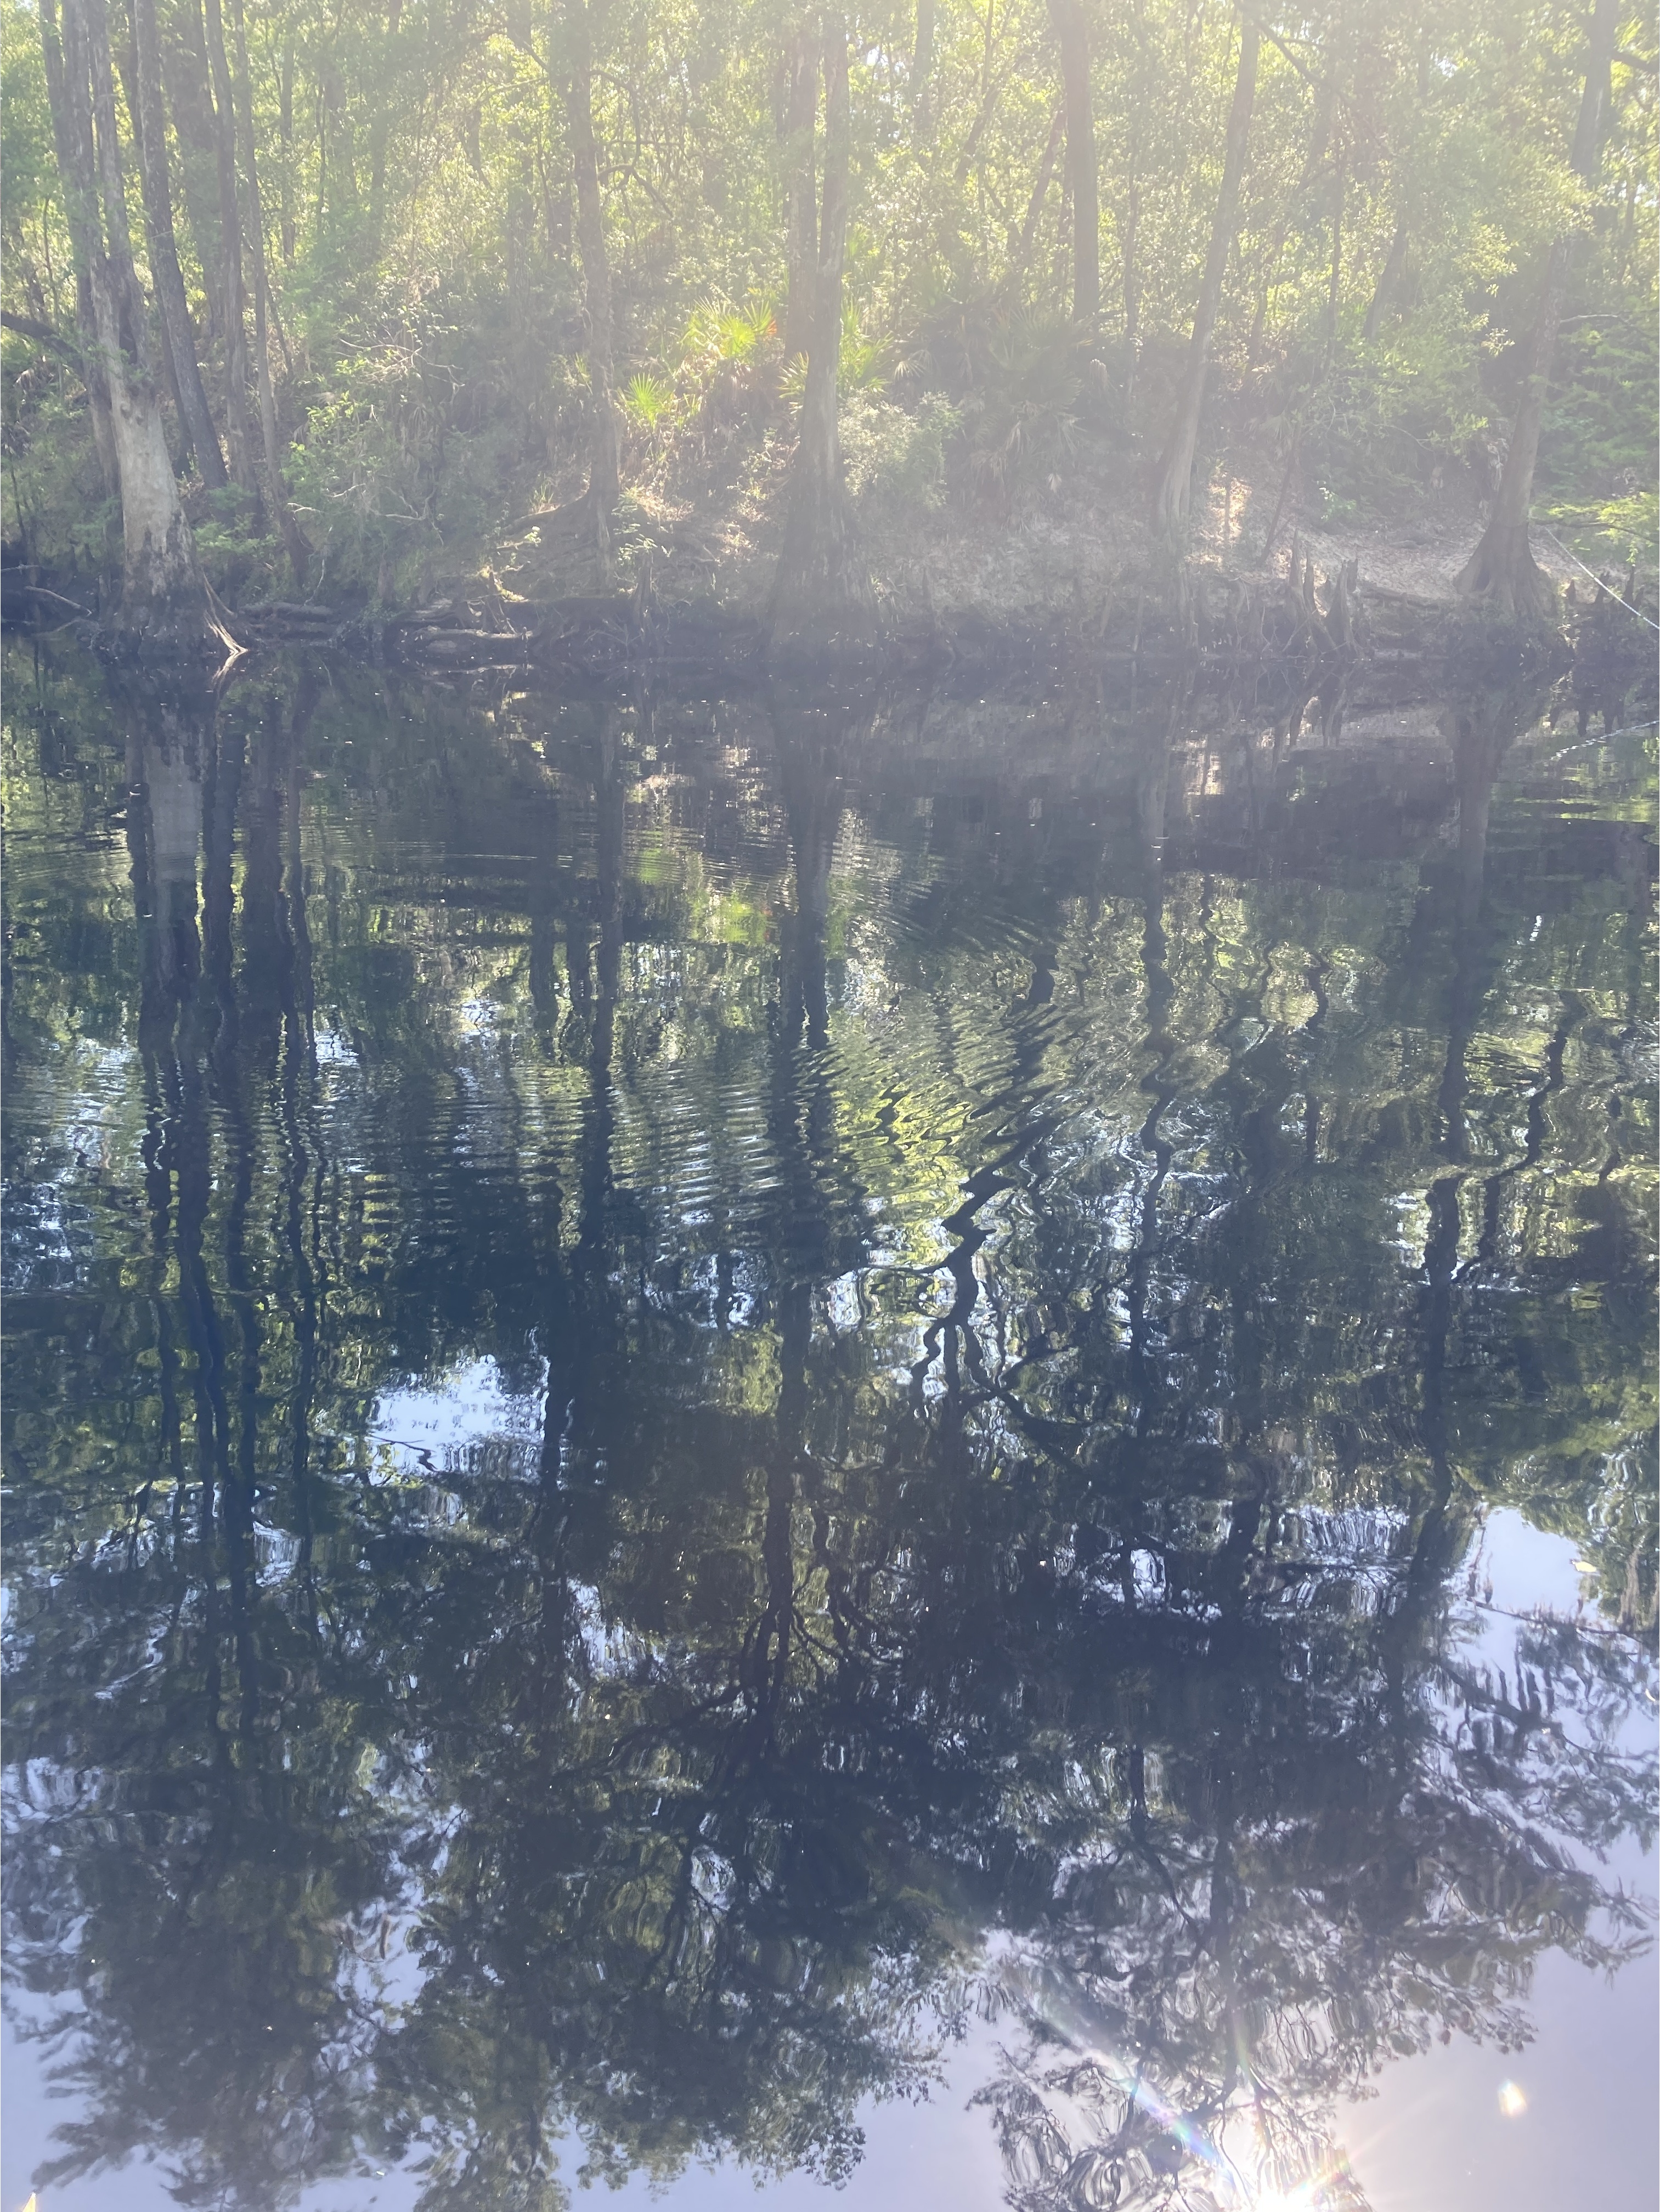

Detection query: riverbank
xmin=5 ymin=456 xmax=1654 ymax=685
xmin=199 ymin=538 xmax=1660 ymax=691
xmin=8 ymin=319 xmax=1656 ymax=678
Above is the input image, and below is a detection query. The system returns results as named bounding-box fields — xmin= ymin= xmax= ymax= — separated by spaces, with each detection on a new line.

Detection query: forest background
xmin=1 ymin=0 xmax=1656 ymax=639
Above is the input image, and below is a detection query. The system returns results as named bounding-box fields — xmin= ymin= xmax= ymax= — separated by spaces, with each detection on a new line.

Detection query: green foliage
xmin=840 ymin=392 xmax=959 ymax=511
xmin=0 ymin=0 xmax=54 ymax=241
xmin=681 ymin=295 xmax=778 ymax=369
xmin=838 ymin=307 xmax=893 ymax=394
xmin=1267 ymin=312 xmax=1494 ymax=518
xmin=2 ymin=390 xmax=116 ymax=574
xmin=1545 ymin=488 xmax=1659 ymax=579
xmin=0 ymin=0 xmax=1653 ymax=580
xmin=957 ymin=307 xmax=1083 ymax=496
xmin=1540 ymin=317 xmax=1660 ymax=581
xmin=187 ymin=483 xmax=283 ymax=599
xmin=621 ymin=371 xmax=676 ymax=429
xmin=278 ymin=320 xmax=579 ymax=595
xmin=777 ymin=307 xmax=892 ymax=401
xmin=281 ymin=359 xmax=441 ymax=592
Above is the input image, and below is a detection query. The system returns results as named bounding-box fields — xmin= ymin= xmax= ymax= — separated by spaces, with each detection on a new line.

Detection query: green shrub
xmin=840 ymin=392 xmax=959 ymax=512
xmin=622 ymin=372 xmax=676 ymax=430
xmin=958 ymin=308 xmax=1081 ymax=496
xmin=1 ymin=387 xmax=118 ymax=577
xmin=681 ymin=296 xmax=778 ymax=370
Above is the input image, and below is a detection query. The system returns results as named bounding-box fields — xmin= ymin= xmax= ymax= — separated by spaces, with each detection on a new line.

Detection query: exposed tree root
xmin=1453 ymin=522 xmax=1559 ymax=623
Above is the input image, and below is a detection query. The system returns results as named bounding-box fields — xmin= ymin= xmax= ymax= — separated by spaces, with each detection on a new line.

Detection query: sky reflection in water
xmin=1 ymin=650 xmax=1655 ymax=2212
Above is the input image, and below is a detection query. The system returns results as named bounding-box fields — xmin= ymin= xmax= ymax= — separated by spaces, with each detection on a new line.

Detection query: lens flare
xmin=1251 ymin=2180 xmax=1338 ymax=2212
xmin=1498 ymin=2080 xmax=1528 ymax=2118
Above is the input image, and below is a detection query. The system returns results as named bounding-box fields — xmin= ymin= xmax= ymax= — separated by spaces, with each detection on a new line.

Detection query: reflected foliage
xmin=2 ymin=646 xmax=1656 ymax=2211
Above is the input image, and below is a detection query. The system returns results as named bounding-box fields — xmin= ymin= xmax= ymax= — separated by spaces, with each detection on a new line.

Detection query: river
xmin=2 ymin=646 xmax=1655 ymax=2212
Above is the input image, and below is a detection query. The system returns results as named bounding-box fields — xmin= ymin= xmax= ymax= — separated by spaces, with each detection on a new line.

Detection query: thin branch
xmin=1 ymin=308 xmax=84 ymax=366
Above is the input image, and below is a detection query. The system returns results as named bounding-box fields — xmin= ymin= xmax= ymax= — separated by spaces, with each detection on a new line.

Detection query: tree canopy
xmin=2 ymin=0 xmax=1655 ymax=624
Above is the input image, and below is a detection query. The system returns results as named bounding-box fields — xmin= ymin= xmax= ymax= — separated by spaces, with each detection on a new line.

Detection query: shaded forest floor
xmin=8 ymin=381 xmax=1645 ymax=674
xmin=449 ymin=407 xmax=1592 ymax=644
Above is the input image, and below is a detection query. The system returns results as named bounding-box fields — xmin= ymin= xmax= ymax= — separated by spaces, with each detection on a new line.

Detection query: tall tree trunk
xmin=314 ymin=61 xmax=327 ymax=245
xmin=770 ymin=10 xmax=865 ymax=648
xmin=1323 ymin=151 xmax=1343 ymax=366
xmin=112 ymin=25 xmax=189 ymax=456
xmin=321 ymin=61 xmax=357 ymax=218
xmin=565 ymin=0 xmax=619 ymax=575
xmin=160 ymin=0 xmax=224 ymax=346
xmin=58 ymin=0 xmax=208 ymax=639
xmin=1569 ymin=0 xmax=1618 ymax=177
xmin=911 ymin=0 xmax=935 ymax=133
xmin=781 ymin=24 xmax=819 ymax=359
xmin=1121 ymin=171 xmax=1140 ymax=396
xmin=368 ymin=0 xmax=401 ymax=250
xmin=227 ymin=0 xmax=312 ymax=580
xmin=1362 ymin=212 xmax=1409 ymax=342
xmin=1010 ymin=101 xmax=1065 ymax=294
xmin=200 ymin=0 xmax=257 ymax=494
xmin=38 ymin=0 xmax=118 ymax=492
xmin=1455 ymin=0 xmax=1620 ymax=614
xmin=129 ymin=0 xmax=227 ymax=484
xmin=1451 ymin=237 xmax=1568 ymax=616
xmin=86 ymin=0 xmax=154 ymax=362
xmin=1047 ymin=0 xmax=1097 ymax=329
xmin=1150 ymin=17 xmax=1258 ymax=536
xmin=278 ymin=28 xmax=295 ymax=261
xmin=1247 ymin=48 xmax=1341 ymax=368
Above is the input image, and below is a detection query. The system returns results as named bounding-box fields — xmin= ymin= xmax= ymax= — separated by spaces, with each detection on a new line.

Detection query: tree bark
xmin=111 ymin=27 xmax=188 ymax=453
xmin=367 ymin=0 xmax=402 ymax=251
xmin=1362 ymin=212 xmax=1408 ymax=343
xmin=911 ymin=0 xmax=935 ymax=132
xmin=1120 ymin=172 xmax=1140 ymax=395
xmin=160 ymin=0 xmax=224 ymax=347
xmin=200 ymin=0 xmax=258 ymax=494
xmin=781 ymin=24 xmax=819 ymax=360
xmin=1150 ymin=17 xmax=1258 ymax=536
xmin=1323 ymin=150 xmax=1343 ymax=366
xmin=1451 ymin=238 xmax=1568 ymax=617
xmin=565 ymin=0 xmax=619 ymax=575
xmin=1455 ymin=0 xmax=1619 ymax=614
xmin=1047 ymin=0 xmax=1098 ymax=329
xmin=58 ymin=0 xmax=208 ymax=639
xmin=86 ymin=0 xmax=153 ymax=362
xmin=278 ymin=28 xmax=295 ymax=261
xmin=227 ymin=0 xmax=312 ymax=580
xmin=770 ymin=10 xmax=866 ymax=649
xmin=1011 ymin=101 xmax=1065 ymax=294
xmin=38 ymin=0 xmax=118 ymax=493
xmin=1570 ymin=0 xmax=1618 ymax=176
xmin=129 ymin=0 xmax=227 ymax=484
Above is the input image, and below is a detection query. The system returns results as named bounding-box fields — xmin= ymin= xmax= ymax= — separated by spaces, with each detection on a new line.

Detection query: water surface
xmin=3 ymin=650 xmax=1655 ymax=2212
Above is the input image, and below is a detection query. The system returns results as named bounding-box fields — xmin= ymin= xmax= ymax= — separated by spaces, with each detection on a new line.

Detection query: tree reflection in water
xmin=2 ymin=652 xmax=1654 ymax=2212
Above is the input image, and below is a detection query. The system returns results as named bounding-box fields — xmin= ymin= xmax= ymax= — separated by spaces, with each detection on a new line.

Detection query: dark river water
xmin=2 ymin=647 xmax=1655 ymax=2212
